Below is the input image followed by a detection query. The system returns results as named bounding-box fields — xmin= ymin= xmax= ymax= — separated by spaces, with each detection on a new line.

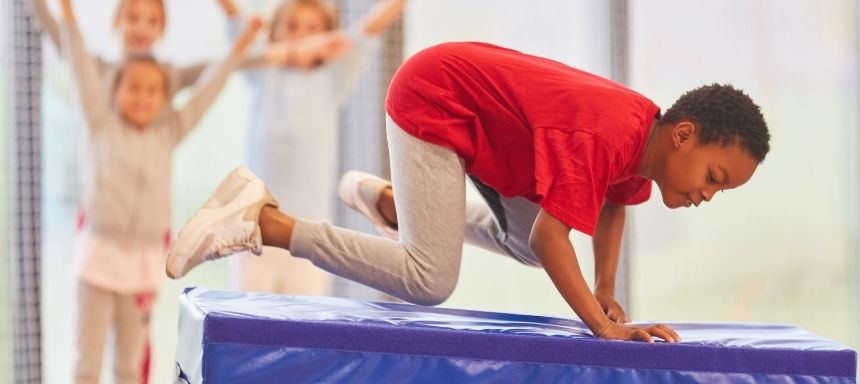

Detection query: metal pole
xmin=11 ymin=0 xmax=43 ymax=381
xmin=609 ymin=0 xmax=632 ymax=312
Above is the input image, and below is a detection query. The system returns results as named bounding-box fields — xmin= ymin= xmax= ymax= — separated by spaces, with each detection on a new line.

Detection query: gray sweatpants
xmin=75 ymin=281 xmax=151 ymax=384
xmin=289 ymin=116 xmax=541 ymax=305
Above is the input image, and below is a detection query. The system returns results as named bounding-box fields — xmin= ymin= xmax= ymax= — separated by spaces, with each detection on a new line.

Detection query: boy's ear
xmin=671 ymin=121 xmax=697 ymax=148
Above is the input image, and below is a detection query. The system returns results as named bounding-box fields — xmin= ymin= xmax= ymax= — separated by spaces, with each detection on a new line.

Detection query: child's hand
xmin=292 ymin=31 xmax=352 ymax=68
xmin=594 ymin=290 xmax=630 ymax=324
xmin=266 ymin=31 xmax=353 ymax=69
xmin=60 ymin=0 xmax=75 ymax=23
xmin=232 ymin=16 xmax=263 ymax=56
xmin=595 ymin=322 xmax=681 ymax=343
xmin=313 ymin=31 xmax=353 ymax=61
xmin=218 ymin=0 xmax=240 ymax=17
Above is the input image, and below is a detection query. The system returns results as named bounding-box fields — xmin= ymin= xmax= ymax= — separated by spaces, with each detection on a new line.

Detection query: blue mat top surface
xmin=183 ymin=287 xmax=856 ymax=377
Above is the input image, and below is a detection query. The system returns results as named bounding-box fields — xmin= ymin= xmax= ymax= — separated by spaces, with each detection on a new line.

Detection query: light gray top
xmin=64 ymin=21 xmax=242 ymax=245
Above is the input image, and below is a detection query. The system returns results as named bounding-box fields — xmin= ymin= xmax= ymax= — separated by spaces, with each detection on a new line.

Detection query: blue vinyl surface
xmin=176 ymin=287 xmax=857 ymax=383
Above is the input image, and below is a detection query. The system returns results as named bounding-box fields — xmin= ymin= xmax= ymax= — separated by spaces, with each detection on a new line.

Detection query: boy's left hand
xmin=594 ymin=290 xmax=630 ymax=324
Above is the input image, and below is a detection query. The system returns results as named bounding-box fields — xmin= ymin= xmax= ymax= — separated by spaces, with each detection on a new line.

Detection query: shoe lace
xmin=210 ymin=223 xmax=252 ymax=259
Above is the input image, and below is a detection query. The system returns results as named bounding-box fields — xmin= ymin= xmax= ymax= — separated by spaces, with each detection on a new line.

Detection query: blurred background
xmin=1 ymin=0 xmax=858 ymax=382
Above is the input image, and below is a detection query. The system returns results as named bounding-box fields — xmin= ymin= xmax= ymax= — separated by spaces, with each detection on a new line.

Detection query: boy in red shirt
xmin=166 ymin=42 xmax=770 ymax=343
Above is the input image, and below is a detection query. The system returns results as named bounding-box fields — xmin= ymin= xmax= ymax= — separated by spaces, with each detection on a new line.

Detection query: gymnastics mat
xmin=174 ymin=287 xmax=856 ymax=383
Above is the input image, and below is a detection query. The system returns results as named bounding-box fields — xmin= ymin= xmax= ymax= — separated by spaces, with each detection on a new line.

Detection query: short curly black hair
xmin=660 ymin=84 xmax=770 ymax=162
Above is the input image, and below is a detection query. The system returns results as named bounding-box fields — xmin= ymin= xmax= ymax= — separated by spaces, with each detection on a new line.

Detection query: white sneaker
xmin=338 ymin=171 xmax=399 ymax=240
xmin=166 ymin=166 xmax=278 ymax=279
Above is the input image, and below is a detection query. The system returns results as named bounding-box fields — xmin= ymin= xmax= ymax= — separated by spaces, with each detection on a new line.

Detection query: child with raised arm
xmin=166 ymin=42 xmax=770 ymax=343
xmin=216 ymin=0 xmax=406 ymax=295
xmin=30 ymin=0 xmax=211 ymax=100
xmin=60 ymin=0 xmax=261 ymax=381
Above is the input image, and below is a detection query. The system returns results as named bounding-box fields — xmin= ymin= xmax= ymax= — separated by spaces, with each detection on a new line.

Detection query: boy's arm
xmin=530 ymin=208 xmax=680 ymax=343
xmin=29 ymin=0 xmax=62 ymax=51
xmin=174 ymin=18 xmax=262 ymax=141
xmin=60 ymin=0 xmax=110 ymax=129
xmin=592 ymin=202 xmax=630 ymax=323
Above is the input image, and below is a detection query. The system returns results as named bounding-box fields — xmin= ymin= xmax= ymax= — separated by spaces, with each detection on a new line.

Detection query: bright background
xmin=7 ymin=0 xmax=857 ymax=382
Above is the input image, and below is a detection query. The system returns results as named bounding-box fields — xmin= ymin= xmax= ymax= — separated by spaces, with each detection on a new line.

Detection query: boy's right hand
xmin=595 ymin=322 xmax=681 ymax=343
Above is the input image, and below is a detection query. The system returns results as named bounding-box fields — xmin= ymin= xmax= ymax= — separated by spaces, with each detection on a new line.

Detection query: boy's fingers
xmin=633 ymin=329 xmax=653 ymax=343
xmin=608 ymin=311 xmax=626 ymax=324
xmin=656 ymin=324 xmax=681 ymax=342
xmin=647 ymin=326 xmax=677 ymax=343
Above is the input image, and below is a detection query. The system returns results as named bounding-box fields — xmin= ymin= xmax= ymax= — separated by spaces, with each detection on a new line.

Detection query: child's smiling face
xmin=653 ymin=122 xmax=759 ymax=209
xmin=113 ymin=60 xmax=167 ymax=130
xmin=272 ymin=3 xmax=331 ymax=43
xmin=115 ymin=0 xmax=165 ymax=54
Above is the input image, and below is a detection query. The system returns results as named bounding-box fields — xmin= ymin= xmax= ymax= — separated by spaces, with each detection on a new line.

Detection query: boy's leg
xmin=113 ymin=291 xmax=152 ymax=384
xmin=463 ymin=177 xmax=542 ymax=267
xmin=286 ymin=117 xmax=467 ymax=305
xmin=168 ymin=115 xmax=468 ymax=306
xmin=344 ymin=171 xmax=541 ymax=267
xmin=74 ymin=281 xmax=113 ymax=384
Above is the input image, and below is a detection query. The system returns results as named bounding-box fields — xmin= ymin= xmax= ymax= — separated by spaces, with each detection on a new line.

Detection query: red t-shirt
xmin=386 ymin=42 xmax=660 ymax=236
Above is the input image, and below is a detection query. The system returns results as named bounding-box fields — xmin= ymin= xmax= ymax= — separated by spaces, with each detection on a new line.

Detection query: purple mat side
xmin=203 ymin=314 xmax=855 ymax=377
xmin=184 ymin=287 xmax=857 ymax=378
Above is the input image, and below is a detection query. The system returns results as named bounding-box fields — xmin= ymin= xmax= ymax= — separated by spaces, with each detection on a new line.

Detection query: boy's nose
xmin=701 ymin=189 xmax=715 ymax=202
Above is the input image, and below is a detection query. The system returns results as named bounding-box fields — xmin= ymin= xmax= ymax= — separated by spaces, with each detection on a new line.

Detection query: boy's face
xmin=655 ymin=122 xmax=759 ymax=208
xmin=113 ymin=62 xmax=167 ymax=129
xmin=272 ymin=4 xmax=328 ymax=42
xmin=118 ymin=0 xmax=165 ymax=54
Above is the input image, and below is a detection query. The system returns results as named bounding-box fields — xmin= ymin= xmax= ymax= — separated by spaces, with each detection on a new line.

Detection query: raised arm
xmin=218 ymin=0 xmax=240 ymax=18
xmin=173 ymin=18 xmax=262 ymax=142
xmin=29 ymin=0 xmax=63 ymax=51
xmin=592 ymin=202 xmax=629 ymax=323
xmin=60 ymin=0 xmax=111 ymax=129
xmin=529 ymin=209 xmax=680 ymax=343
xmin=174 ymin=63 xmax=209 ymax=92
xmin=361 ymin=0 xmax=407 ymax=36
xmin=219 ymin=0 xmax=278 ymax=69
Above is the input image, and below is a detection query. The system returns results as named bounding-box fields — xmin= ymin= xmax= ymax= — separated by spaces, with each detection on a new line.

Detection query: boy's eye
xmin=707 ymin=171 xmax=716 ymax=184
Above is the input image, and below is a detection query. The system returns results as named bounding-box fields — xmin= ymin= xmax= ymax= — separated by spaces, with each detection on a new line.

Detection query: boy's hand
xmin=596 ymin=322 xmax=681 ymax=343
xmin=594 ymin=290 xmax=630 ymax=324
